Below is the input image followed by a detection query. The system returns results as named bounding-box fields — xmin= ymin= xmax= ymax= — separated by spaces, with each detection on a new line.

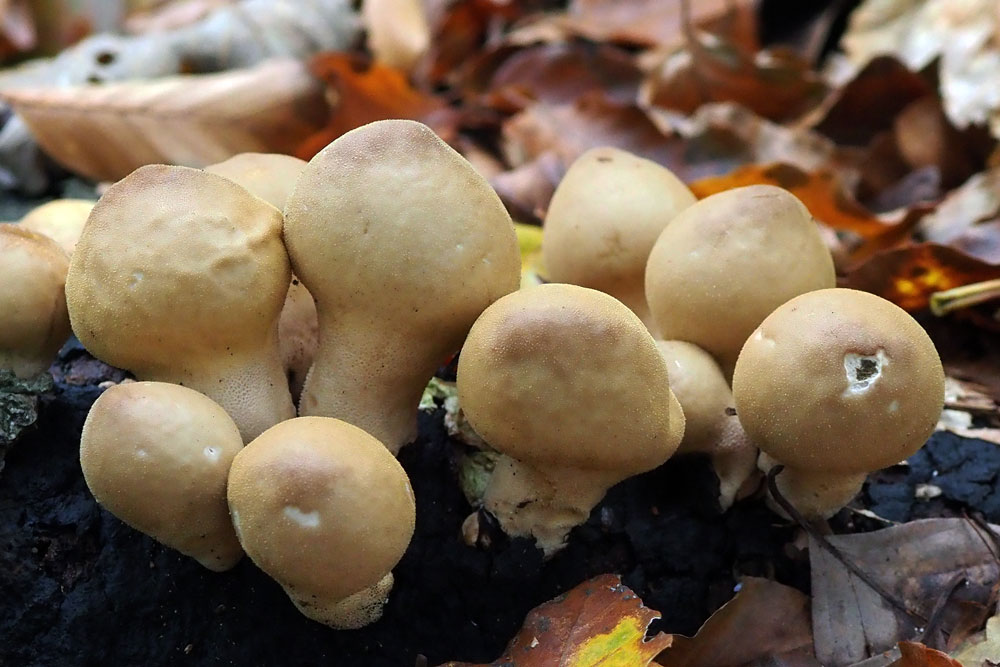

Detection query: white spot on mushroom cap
xmin=203 ymin=446 xmax=220 ymax=461
xmin=135 ymin=448 xmax=148 ymax=459
xmin=842 ymin=350 xmax=888 ymax=397
xmin=284 ymin=506 xmax=321 ymax=528
xmin=888 ymin=400 xmax=899 ymax=413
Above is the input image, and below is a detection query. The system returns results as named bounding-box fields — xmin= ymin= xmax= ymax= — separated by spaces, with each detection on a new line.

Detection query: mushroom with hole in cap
xmin=542 ymin=147 xmax=696 ymax=330
xmin=65 ymin=164 xmax=295 ymax=442
xmin=204 ymin=152 xmax=318 ymax=402
xmin=656 ymin=340 xmax=757 ymax=510
xmin=732 ymin=288 xmax=945 ymax=518
xmin=456 ymin=283 xmax=685 ymax=555
xmin=0 ymin=224 xmax=71 ymax=379
xmin=283 ymin=119 xmax=520 ymax=454
xmin=80 ymin=381 xmax=245 ymax=571
xmin=227 ymin=416 xmax=416 ymax=629
xmin=645 ymin=184 xmax=835 ymax=378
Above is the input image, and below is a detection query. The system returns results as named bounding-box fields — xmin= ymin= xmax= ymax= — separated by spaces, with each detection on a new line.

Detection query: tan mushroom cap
xmin=204 ymin=153 xmax=318 ymax=402
xmin=645 ymin=184 xmax=835 ymax=376
xmin=80 ymin=381 xmax=244 ymax=571
xmin=284 ymin=119 xmax=520 ymax=452
xmin=227 ymin=417 xmax=416 ymax=629
xmin=543 ymin=147 xmax=696 ymax=328
xmin=733 ymin=288 xmax=945 ymax=475
xmin=0 ymin=224 xmax=71 ymax=378
xmin=656 ymin=340 xmax=733 ymax=455
xmin=19 ymin=198 xmax=95 ymax=256
xmin=458 ymin=283 xmax=683 ymax=474
xmin=65 ymin=164 xmax=294 ymax=442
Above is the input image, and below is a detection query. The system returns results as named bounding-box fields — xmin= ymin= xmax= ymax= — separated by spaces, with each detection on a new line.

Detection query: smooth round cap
xmin=0 ymin=225 xmax=71 ymax=377
xmin=227 ymin=417 xmax=416 ymax=604
xmin=543 ymin=147 xmax=696 ymax=323
xmin=66 ymin=164 xmax=290 ymax=375
xmin=656 ymin=340 xmax=734 ymax=455
xmin=457 ymin=283 xmax=684 ymax=473
xmin=733 ymin=288 xmax=945 ymax=474
xmin=645 ymin=184 xmax=835 ymax=373
xmin=283 ymin=119 xmax=520 ymax=341
xmin=19 ymin=199 xmax=95 ymax=255
xmin=205 ymin=153 xmax=307 ymax=210
xmin=80 ymin=381 xmax=245 ymax=571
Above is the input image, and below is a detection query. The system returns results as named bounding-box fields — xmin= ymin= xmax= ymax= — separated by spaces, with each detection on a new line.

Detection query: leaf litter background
xmin=6 ymin=0 xmax=1000 ymax=665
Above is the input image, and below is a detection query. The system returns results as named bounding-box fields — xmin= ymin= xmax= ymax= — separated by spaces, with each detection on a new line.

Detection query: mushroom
xmin=18 ymin=198 xmax=95 ymax=256
xmin=656 ymin=340 xmax=757 ymax=510
xmin=645 ymin=184 xmax=835 ymax=378
xmin=456 ymin=283 xmax=685 ymax=555
xmin=227 ymin=416 xmax=416 ymax=629
xmin=65 ymin=164 xmax=295 ymax=442
xmin=732 ymin=288 xmax=945 ymax=518
xmin=542 ymin=147 xmax=696 ymax=329
xmin=362 ymin=0 xmax=430 ymax=71
xmin=284 ymin=119 xmax=520 ymax=453
xmin=80 ymin=381 xmax=244 ymax=571
xmin=0 ymin=224 xmax=71 ymax=378
xmin=204 ymin=153 xmax=318 ymax=401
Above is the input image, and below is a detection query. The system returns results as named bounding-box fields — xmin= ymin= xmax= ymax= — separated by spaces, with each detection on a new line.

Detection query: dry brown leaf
xmin=892 ymin=642 xmax=964 ymax=667
xmin=656 ymin=577 xmax=816 ymax=667
xmin=441 ymin=574 xmax=672 ymax=667
xmin=299 ymin=53 xmax=454 ymax=159
xmin=490 ymin=151 xmax=564 ymax=223
xmin=918 ymin=166 xmax=1000 ymax=245
xmin=951 ymin=613 xmax=1000 ymax=665
xmin=420 ymin=0 xmax=523 ymax=87
xmin=810 ymin=518 xmax=1000 ymax=665
xmin=843 ymin=243 xmax=1000 ymax=311
xmin=2 ymin=59 xmax=327 ymax=182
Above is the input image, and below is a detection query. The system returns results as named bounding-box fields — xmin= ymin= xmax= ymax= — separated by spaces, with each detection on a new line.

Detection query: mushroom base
xmin=483 ymin=456 xmax=618 ymax=557
xmin=758 ymin=452 xmax=868 ymax=520
xmin=286 ymin=573 xmax=395 ymax=630
xmin=712 ymin=418 xmax=759 ymax=511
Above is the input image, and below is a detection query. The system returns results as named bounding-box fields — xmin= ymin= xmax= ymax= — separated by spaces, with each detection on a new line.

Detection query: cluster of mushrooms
xmin=0 ymin=120 xmax=945 ymax=629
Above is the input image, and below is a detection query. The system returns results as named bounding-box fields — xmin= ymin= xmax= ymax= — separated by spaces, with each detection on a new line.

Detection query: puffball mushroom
xmin=18 ymin=198 xmax=95 ymax=256
xmin=65 ymin=164 xmax=295 ymax=442
xmin=645 ymin=184 xmax=835 ymax=377
xmin=457 ymin=283 xmax=685 ymax=555
xmin=542 ymin=147 xmax=696 ymax=329
xmin=0 ymin=225 xmax=71 ymax=378
xmin=284 ymin=119 xmax=520 ymax=453
xmin=80 ymin=381 xmax=244 ymax=571
xmin=227 ymin=417 xmax=416 ymax=629
xmin=656 ymin=340 xmax=757 ymax=510
xmin=732 ymin=288 xmax=945 ymax=519
xmin=205 ymin=153 xmax=318 ymax=401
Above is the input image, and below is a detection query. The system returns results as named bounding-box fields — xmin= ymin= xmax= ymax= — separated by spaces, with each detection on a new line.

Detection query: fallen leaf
xmin=124 ymin=0 xmax=234 ymax=35
xmin=843 ymin=243 xmax=1000 ymax=311
xmin=299 ymin=53 xmax=453 ymax=159
xmin=810 ymin=518 xmax=1000 ymax=665
xmin=420 ymin=0 xmax=523 ymax=87
xmin=490 ymin=151 xmax=565 ymax=223
xmin=514 ymin=222 xmax=545 ymax=288
xmin=441 ymin=574 xmax=672 ymax=667
xmin=2 ymin=59 xmax=327 ymax=182
xmin=951 ymin=613 xmax=1000 ymax=665
xmin=892 ymin=94 xmax=985 ymax=189
xmin=656 ymin=577 xmax=815 ymax=667
xmin=893 ymin=642 xmax=963 ymax=667
xmin=917 ymin=166 xmax=1000 ymax=245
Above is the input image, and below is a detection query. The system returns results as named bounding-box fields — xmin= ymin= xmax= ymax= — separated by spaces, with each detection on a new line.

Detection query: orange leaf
xmin=298 ymin=53 xmax=452 ymax=159
xmin=843 ymin=243 xmax=1000 ymax=311
xmin=893 ymin=642 xmax=963 ymax=667
xmin=441 ymin=574 xmax=672 ymax=667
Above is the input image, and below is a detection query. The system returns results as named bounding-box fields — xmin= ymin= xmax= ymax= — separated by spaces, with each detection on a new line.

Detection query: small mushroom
xmin=284 ymin=119 xmax=520 ymax=453
xmin=205 ymin=153 xmax=318 ymax=401
xmin=542 ymin=147 xmax=696 ymax=329
xmin=18 ymin=198 xmax=95 ymax=256
xmin=456 ymin=283 xmax=685 ymax=555
xmin=656 ymin=340 xmax=757 ymax=510
xmin=80 ymin=381 xmax=244 ymax=571
xmin=65 ymin=164 xmax=295 ymax=442
xmin=0 ymin=225 xmax=71 ymax=378
xmin=227 ymin=417 xmax=416 ymax=629
xmin=645 ymin=185 xmax=835 ymax=377
xmin=732 ymin=288 xmax=945 ymax=518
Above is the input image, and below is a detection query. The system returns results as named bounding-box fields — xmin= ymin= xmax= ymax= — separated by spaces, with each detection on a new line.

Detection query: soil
xmin=1 ymin=341 xmax=803 ymax=667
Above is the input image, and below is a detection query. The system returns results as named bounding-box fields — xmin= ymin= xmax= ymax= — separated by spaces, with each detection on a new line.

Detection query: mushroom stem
xmin=758 ymin=452 xmax=867 ymax=520
xmin=713 ymin=417 xmax=759 ymax=510
xmin=298 ymin=319 xmax=439 ymax=453
xmin=929 ymin=278 xmax=1000 ymax=316
xmin=483 ymin=456 xmax=618 ymax=556
xmin=287 ymin=573 xmax=395 ymax=630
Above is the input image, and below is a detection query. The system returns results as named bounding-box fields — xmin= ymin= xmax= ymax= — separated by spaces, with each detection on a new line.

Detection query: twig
xmin=919 ymin=572 xmax=965 ymax=645
xmin=766 ymin=466 xmax=927 ymax=623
